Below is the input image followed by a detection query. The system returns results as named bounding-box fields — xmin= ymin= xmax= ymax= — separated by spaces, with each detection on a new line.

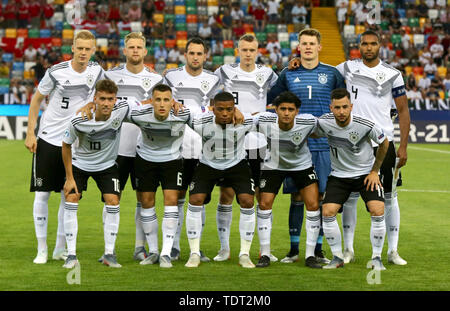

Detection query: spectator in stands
xmin=127 ymin=1 xmax=141 ymax=22
xmin=407 ymin=73 xmax=417 ymax=89
xmin=31 ymin=56 xmax=46 ymax=83
xmin=152 ymin=22 xmax=164 ymax=39
xmin=400 ymin=29 xmax=411 ymax=51
xmin=351 ymin=0 xmax=364 ymax=19
xmin=269 ymin=46 xmax=283 ymax=68
xmin=42 ymin=1 xmax=54 ymax=29
xmin=266 ymin=40 xmax=281 ymax=54
xmin=0 ymin=61 xmax=10 ymax=79
xmin=443 ymin=72 xmax=450 ymax=92
xmin=24 ymin=44 xmax=38 ymax=62
xmin=108 ymin=20 xmax=120 ymax=40
xmin=418 ymin=74 xmax=431 ymax=90
xmin=292 ymin=0 xmax=308 ymax=26
xmin=426 ymin=86 xmax=441 ymax=101
xmin=165 ymin=19 xmax=176 ymax=40
xmin=142 ymin=0 xmax=155 ymax=21
xmin=4 ymin=0 xmax=17 ymax=29
xmin=199 ymin=22 xmax=212 ymax=40
xmin=219 ymin=0 xmax=232 ymax=15
xmin=14 ymin=42 xmax=25 ymax=62
xmin=29 ymin=0 xmax=41 ymax=29
xmin=154 ymin=0 xmax=165 ymax=12
xmin=267 ymin=0 xmax=280 ymax=23
xmin=178 ymin=47 xmax=186 ymax=65
xmin=355 ymin=5 xmax=369 ymax=25
xmin=232 ymin=20 xmax=245 ymax=40
xmin=212 ymin=40 xmax=224 ymax=56
xmin=417 ymin=0 xmax=429 ymax=17
xmin=419 ymin=46 xmax=432 ymax=66
xmin=211 ymin=22 xmax=223 ymax=41
xmin=107 ymin=43 xmax=119 ymax=62
xmin=231 ymin=3 xmax=244 ymax=21
xmin=118 ymin=16 xmax=132 ymax=32
xmin=9 ymin=78 xmax=27 ymax=105
xmin=424 ymin=61 xmax=438 ymax=76
xmin=251 ymin=0 xmax=267 ymax=32
xmin=37 ymin=43 xmax=47 ymax=58
xmin=283 ymin=0 xmax=295 ymax=23
xmin=336 ymin=0 xmax=349 ymax=32
xmin=305 ymin=0 xmax=313 ymax=26
xmin=379 ymin=40 xmax=393 ymax=62
xmin=86 ymin=3 xmax=97 ymax=21
xmin=222 ymin=8 xmax=233 ymax=41
xmin=96 ymin=16 xmax=111 ymax=38
xmin=430 ymin=38 xmax=444 ymax=64
xmin=46 ymin=48 xmax=60 ymax=65
xmin=168 ymin=46 xmax=181 ymax=64
xmin=108 ymin=0 xmax=121 ymax=22
xmin=407 ymin=85 xmax=423 ymax=100
xmin=154 ymin=44 xmax=168 ymax=62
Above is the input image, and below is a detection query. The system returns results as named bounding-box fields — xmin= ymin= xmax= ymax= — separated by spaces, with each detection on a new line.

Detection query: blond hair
xmin=73 ymin=30 xmax=95 ymax=46
xmin=239 ymin=34 xmax=258 ymax=45
xmin=298 ymin=28 xmax=321 ymax=44
xmin=124 ymin=32 xmax=146 ymax=46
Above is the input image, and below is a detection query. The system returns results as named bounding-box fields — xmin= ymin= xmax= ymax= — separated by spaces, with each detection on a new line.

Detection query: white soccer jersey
xmin=336 ymin=59 xmax=406 ymax=142
xmin=190 ymin=113 xmax=255 ymax=170
xmin=257 ymin=112 xmax=316 ymax=171
xmin=215 ymin=63 xmax=278 ymax=150
xmin=37 ymin=61 xmax=104 ymax=147
xmin=105 ymin=65 xmax=164 ymax=157
xmin=315 ymin=113 xmax=386 ymax=178
xmin=63 ymin=100 xmax=129 ymax=172
xmin=164 ymin=66 xmax=221 ymax=159
xmin=129 ymin=105 xmax=195 ymax=163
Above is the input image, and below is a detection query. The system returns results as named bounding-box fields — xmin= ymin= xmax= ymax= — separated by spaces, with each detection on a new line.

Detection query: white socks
xmin=64 ymin=202 xmax=79 ymax=256
xmin=370 ymin=214 xmax=386 ymax=258
xmin=239 ymin=206 xmax=255 ymax=257
xmin=257 ymin=208 xmax=272 ymax=257
xmin=305 ymin=210 xmax=321 ymax=259
xmin=140 ymin=207 xmax=159 ymax=254
xmin=160 ymin=206 xmax=179 ymax=257
xmin=135 ymin=202 xmax=146 ymax=248
xmin=385 ymin=192 xmax=400 ymax=253
xmin=55 ymin=191 xmax=67 ymax=250
xmin=173 ymin=199 xmax=185 ymax=251
xmin=342 ymin=192 xmax=359 ymax=253
xmin=186 ymin=203 xmax=203 ymax=255
xmin=33 ymin=191 xmax=50 ymax=252
xmin=104 ymin=205 xmax=120 ymax=255
xmin=323 ymin=215 xmax=343 ymax=259
xmin=217 ymin=204 xmax=233 ymax=251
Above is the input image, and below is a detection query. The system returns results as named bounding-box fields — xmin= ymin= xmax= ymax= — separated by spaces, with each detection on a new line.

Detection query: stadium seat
xmin=9 ymin=71 xmax=21 ymax=78
xmin=120 ymin=31 xmax=130 ymax=39
xmin=131 ymin=22 xmax=142 ymax=32
xmin=119 ymin=39 xmax=125 ymax=48
xmin=265 ymin=24 xmax=277 ymax=34
xmin=62 ymin=54 xmax=72 ymax=61
xmin=24 ymin=70 xmax=35 ymax=79
xmin=175 ymin=6 xmax=186 ymax=15
xmin=63 ymin=22 xmax=73 ymax=30
xmin=401 ymin=26 xmax=411 ymax=34
xmin=100 ymin=46 xmax=108 ymax=55
xmin=349 ymin=49 xmax=361 ymax=59
xmin=176 ymin=31 xmax=188 ymax=39
xmin=213 ymin=55 xmax=224 ymax=65
xmin=0 ymin=78 xmax=10 ymax=87
xmin=97 ymin=38 xmax=108 ymax=47
xmin=224 ymin=56 xmax=235 ymax=64
xmin=147 ymin=46 xmax=154 ymax=55
xmin=281 ymin=48 xmax=291 ymax=57
xmin=259 ymin=48 xmax=268 ymax=56
xmin=355 ymin=25 xmax=365 ymax=35
xmin=175 ymin=14 xmax=186 ymax=24
xmin=174 ymin=0 xmax=185 ymax=4
xmin=428 ymin=9 xmax=439 ymax=20
xmin=278 ymin=32 xmax=289 ymax=42
xmin=255 ymin=32 xmax=267 ymax=43
xmin=404 ymin=66 xmax=412 ymax=76
xmin=176 ymin=39 xmax=187 ymax=48
xmin=197 ymin=6 xmax=207 ymax=16
xmin=186 ymin=14 xmax=198 ymax=23
xmin=54 ymin=21 xmax=63 ymax=31
xmin=24 ymin=62 xmax=36 ymax=71
xmin=153 ymin=13 xmax=164 ymax=23
xmin=2 ymin=53 xmax=13 ymax=63
xmin=61 ymin=45 xmax=72 ymax=54
xmin=175 ymin=23 xmax=187 ymax=31
xmin=186 ymin=0 xmax=196 ymax=5
xmin=166 ymin=39 xmax=176 ymax=49
xmin=53 ymin=12 xmax=64 ymax=22
xmin=186 ymin=6 xmax=197 ymax=14
xmin=437 ymin=66 xmax=447 ymax=78
xmin=290 ymin=41 xmax=299 ymax=50
xmin=380 ymin=21 xmax=389 ymax=31
xmin=207 ymin=0 xmax=218 ymax=5
xmin=223 ymin=48 xmax=235 ymax=56
xmin=207 ymin=6 xmax=219 ymax=15
xmin=413 ymin=34 xmax=425 ymax=48
xmin=16 ymin=29 xmax=28 ymax=38
xmin=391 ymin=34 xmax=402 ymax=46
xmin=397 ymin=8 xmax=406 ymax=18
xmin=408 ymin=17 xmax=419 ymax=28
xmin=40 ymin=29 xmax=51 ymax=38
xmin=412 ymin=66 xmax=424 ymax=76
xmin=153 ymin=39 xmax=165 ymax=47
xmin=243 ymin=24 xmax=254 ymax=33
xmin=343 ymin=25 xmax=355 ymax=38
xmin=287 ymin=24 xmax=295 ymax=33
xmin=12 ymin=62 xmax=24 ymax=72
xmin=289 ymin=33 xmax=298 ymax=41
xmin=280 ymin=41 xmax=290 ymax=49
xmin=223 ymin=40 xmax=234 ymax=48
xmin=187 ymin=23 xmax=198 ymax=35
xmin=419 ymin=17 xmax=427 ymax=28
xmin=165 ymin=14 xmax=175 ymax=22
xmin=277 ymin=24 xmax=287 ymax=33
xmin=5 ymin=28 xmax=16 ymax=38
xmin=62 ymin=29 xmax=74 ymax=40
xmin=54 ymin=0 xmax=65 ymax=4
xmin=166 ymin=63 xmax=178 ymax=70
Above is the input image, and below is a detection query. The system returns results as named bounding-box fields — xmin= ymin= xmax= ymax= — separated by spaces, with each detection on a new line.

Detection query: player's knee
xmin=305 ymin=200 xmax=319 ymax=211
xmin=368 ymin=201 xmax=385 ymax=216
xmin=189 ymin=194 xmax=204 ymax=206
xmin=219 ymin=187 xmax=234 ymax=205
xmin=322 ymin=205 xmax=336 ymax=217
xmin=258 ymin=201 xmax=272 ymax=210
xmin=238 ymin=198 xmax=254 ymax=209
xmin=66 ymin=194 xmax=79 ymax=203
xmin=105 ymin=196 xmax=120 ymax=206
xmin=141 ymin=197 xmax=155 ymax=209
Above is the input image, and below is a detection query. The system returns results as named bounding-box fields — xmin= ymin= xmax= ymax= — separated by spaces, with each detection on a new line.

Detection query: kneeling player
xmin=185 ymin=92 xmax=257 ymax=268
xmin=256 ymin=92 xmax=322 ymax=268
xmin=314 ymin=89 xmax=389 ymax=271
xmin=62 ymin=80 xmax=128 ymax=269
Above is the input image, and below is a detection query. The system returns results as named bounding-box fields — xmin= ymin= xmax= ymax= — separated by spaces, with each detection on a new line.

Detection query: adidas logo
xmin=294 ymin=77 xmax=301 ymax=83
xmin=233 ymin=75 xmax=239 ymax=79
xmin=118 ymin=79 xmax=124 ymax=84
xmin=64 ymin=80 xmax=71 ymax=85
xmin=178 ymin=82 xmax=183 ymax=86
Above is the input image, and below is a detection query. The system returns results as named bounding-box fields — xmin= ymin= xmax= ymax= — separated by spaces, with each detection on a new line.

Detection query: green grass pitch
xmin=0 ymin=140 xmax=449 ymax=291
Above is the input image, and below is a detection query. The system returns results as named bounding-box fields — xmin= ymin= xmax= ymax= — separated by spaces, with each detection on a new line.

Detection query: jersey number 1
xmin=307 ymin=86 xmax=312 ymax=99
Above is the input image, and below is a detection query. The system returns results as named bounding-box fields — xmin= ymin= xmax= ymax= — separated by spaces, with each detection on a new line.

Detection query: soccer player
xmin=314 ymin=88 xmax=389 ymax=271
xmin=335 ymin=30 xmax=410 ymax=265
xmin=267 ymin=28 xmax=345 ymax=264
xmin=25 ymin=30 xmax=103 ymax=264
xmin=163 ymin=37 xmax=221 ymax=262
xmin=184 ymin=92 xmax=257 ymax=268
xmin=104 ymin=32 xmax=163 ymax=261
xmin=62 ymin=79 xmax=128 ymax=269
xmin=255 ymin=91 xmax=322 ymax=269
xmin=213 ymin=34 xmax=278 ymax=262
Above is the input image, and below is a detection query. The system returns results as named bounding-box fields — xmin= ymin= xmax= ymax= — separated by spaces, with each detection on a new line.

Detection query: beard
xmin=362 ymin=50 xmax=379 ymax=62
xmin=128 ymin=56 xmax=143 ymax=65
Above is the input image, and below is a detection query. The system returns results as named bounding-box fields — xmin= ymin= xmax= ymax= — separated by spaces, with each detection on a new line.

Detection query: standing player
xmin=255 ymin=92 xmax=322 ymax=269
xmin=336 ymin=30 xmax=410 ymax=265
xmin=62 ymin=79 xmax=128 ymax=269
xmin=163 ymin=37 xmax=221 ymax=262
xmin=314 ymin=88 xmax=389 ymax=271
xmin=104 ymin=32 xmax=163 ymax=261
xmin=184 ymin=92 xmax=257 ymax=268
xmin=25 ymin=30 xmax=103 ymax=264
xmin=267 ymin=28 xmax=345 ymax=264
xmin=213 ymin=34 xmax=278 ymax=262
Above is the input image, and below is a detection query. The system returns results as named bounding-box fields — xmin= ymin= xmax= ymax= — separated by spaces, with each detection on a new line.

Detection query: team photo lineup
xmin=24 ymin=20 xmax=412 ymax=275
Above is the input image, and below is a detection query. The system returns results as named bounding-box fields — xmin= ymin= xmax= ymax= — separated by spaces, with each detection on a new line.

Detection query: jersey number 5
xmin=61 ymin=97 xmax=69 ymax=109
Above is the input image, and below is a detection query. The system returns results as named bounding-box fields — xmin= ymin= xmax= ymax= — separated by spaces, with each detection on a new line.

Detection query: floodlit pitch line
xmin=408 ymin=146 xmax=450 ymax=154
xmin=398 ymin=189 xmax=450 ymax=193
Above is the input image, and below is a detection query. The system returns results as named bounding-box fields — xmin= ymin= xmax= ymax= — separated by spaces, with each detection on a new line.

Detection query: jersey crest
xmin=86 ymin=74 xmax=95 ymax=87
xmin=142 ymin=78 xmax=152 ymax=91
xmin=111 ymin=117 xmax=122 ymax=129
xmin=256 ymin=73 xmax=265 ymax=85
xmin=201 ymin=80 xmax=210 ymax=92
xmin=291 ymin=131 xmax=303 ymax=145
xmin=375 ymin=71 xmax=386 ymax=83
xmin=318 ymin=73 xmax=328 ymax=85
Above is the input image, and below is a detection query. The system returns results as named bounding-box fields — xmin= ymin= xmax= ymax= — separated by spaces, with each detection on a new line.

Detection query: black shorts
xmin=218 ymin=149 xmax=263 ymax=188
xmin=323 ymin=175 xmax=385 ymax=212
xmin=116 ymin=155 xmax=137 ymax=190
xmin=374 ymin=141 xmax=402 ymax=193
xmin=134 ymin=154 xmax=183 ymax=192
xmin=30 ymin=138 xmax=65 ymax=192
xmin=189 ymin=160 xmax=255 ymax=197
xmin=71 ymin=164 xmax=121 ymax=197
xmin=181 ymin=158 xmax=199 ymax=190
xmin=259 ymin=167 xmax=318 ymax=194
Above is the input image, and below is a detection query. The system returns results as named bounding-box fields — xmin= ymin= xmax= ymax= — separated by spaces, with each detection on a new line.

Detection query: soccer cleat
xmin=315 ymin=250 xmax=331 ymax=264
xmin=213 ymin=249 xmax=230 ymax=262
xmin=159 ymin=255 xmax=173 ymax=268
xmin=62 ymin=255 xmax=79 ymax=269
xmin=280 ymin=251 xmax=299 ymax=263
xmin=269 ymin=253 xmax=278 ymax=262
xmin=239 ymin=254 xmax=255 ymax=268
xmin=343 ymin=249 xmax=355 ymax=264
xmin=255 ymin=255 xmax=270 ymax=268
xmin=139 ymin=252 xmax=159 ymax=265
xmin=170 ymin=248 xmax=180 ymax=261
xmin=102 ymin=253 xmax=122 ymax=268
xmin=388 ymin=251 xmax=407 ymax=265
xmin=200 ymin=250 xmax=210 ymax=262
xmin=133 ymin=246 xmax=148 ymax=261
xmin=322 ymin=256 xmax=344 ymax=269
xmin=33 ymin=249 xmax=48 ymax=264
xmin=52 ymin=248 xmax=68 ymax=261
xmin=305 ymin=256 xmax=322 ymax=269
xmin=185 ymin=253 xmax=201 ymax=268
xmin=97 ymin=254 xmax=104 ymax=263
xmin=371 ymin=256 xmax=386 ymax=271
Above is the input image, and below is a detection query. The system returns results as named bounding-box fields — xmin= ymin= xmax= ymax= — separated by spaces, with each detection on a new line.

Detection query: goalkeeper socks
xmin=288 ymin=200 xmax=304 ymax=254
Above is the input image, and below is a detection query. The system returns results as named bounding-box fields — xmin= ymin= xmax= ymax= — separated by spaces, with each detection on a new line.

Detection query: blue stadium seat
xmin=241 ymin=5 xmax=247 ymax=14
xmin=40 ymin=29 xmax=51 ymax=38
xmin=175 ymin=15 xmax=186 ymax=24
xmin=12 ymin=62 xmax=25 ymax=71
xmin=397 ymin=9 xmax=406 ymax=18
xmin=0 ymin=86 xmax=9 ymax=95
xmin=174 ymin=0 xmax=185 ymax=4
xmin=289 ymin=33 xmax=298 ymax=41
xmin=2 ymin=53 xmax=13 ymax=63
xmin=281 ymin=48 xmax=291 ymax=57
xmin=54 ymin=21 xmax=63 ymax=31
xmin=119 ymin=39 xmax=125 ymax=47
